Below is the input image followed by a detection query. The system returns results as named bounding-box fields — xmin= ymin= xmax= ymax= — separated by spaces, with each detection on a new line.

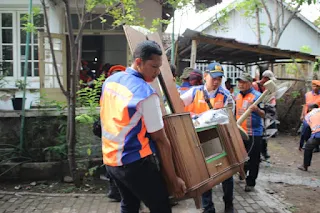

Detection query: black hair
xmin=133 ymin=40 xmax=162 ymax=61
xmin=308 ymin=104 xmax=319 ymax=110
xmin=170 ymin=64 xmax=176 ymax=77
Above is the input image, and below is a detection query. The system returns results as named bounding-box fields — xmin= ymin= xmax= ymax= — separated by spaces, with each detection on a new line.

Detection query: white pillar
xmin=190 ymin=40 xmax=197 ymax=68
xmin=47 ymin=2 xmax=64 ymax=34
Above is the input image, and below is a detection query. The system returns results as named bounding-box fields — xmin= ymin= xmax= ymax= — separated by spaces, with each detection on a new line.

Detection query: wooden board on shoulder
xmin=123 ymin=26 xmax=166 ymax=115
xmin=146 ymin=33 xmax=185 ymax=113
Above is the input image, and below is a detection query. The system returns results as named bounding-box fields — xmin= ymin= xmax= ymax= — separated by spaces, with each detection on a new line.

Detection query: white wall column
xmin=47 ymin=1 xmax=64 ymax=34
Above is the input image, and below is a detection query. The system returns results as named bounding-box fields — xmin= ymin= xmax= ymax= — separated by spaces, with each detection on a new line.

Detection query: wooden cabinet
xmin=163 ymin=110 xmax=247 ymax=208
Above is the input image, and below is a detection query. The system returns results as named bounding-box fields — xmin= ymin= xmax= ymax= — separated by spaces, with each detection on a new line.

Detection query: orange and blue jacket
xmin=100 ymin=67 xmax=156 ymax=166
xmin=304 ymin=91 xmax=320 ymax=114
xmin=305 ymin=108 xmax=320 ymax=139
xmin=185 ymin=85 xmax=229 ymax=114
xmin=236 ymin=87 xmax=264 ymax=136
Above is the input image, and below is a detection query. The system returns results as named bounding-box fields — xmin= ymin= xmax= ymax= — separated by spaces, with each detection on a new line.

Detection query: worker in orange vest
xmin=298 ymin=104 xmax=320 ymax=171
xmin=178 ymin=67 xmax=193 ymax=95
xmin=236 ymin=73 xmax=265 ymax=192
xmin=299 ymin=80 xmax=320 ymax=151
xmin=103 ymin=64 xmax=126 ymax=202
xmin=252 ymin=70 xmax=277 ymax=160
xmin=301 ymin=80 xmax=320 ymax=118
xmin=180 ymin=62 xmax=234 ymax=213
xmin=100 ymin=40 xmax=186 ymax=213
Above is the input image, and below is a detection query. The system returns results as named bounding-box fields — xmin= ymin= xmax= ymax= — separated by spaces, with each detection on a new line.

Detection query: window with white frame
xmin=225 ymin=65 xmax=244 ymax=84
xmin=19 ymin=12 xmax=44 ymax=77
xmin=0 ymin=12 xmax=14 ymax=76
xmin=69 ymin=14 xmax=120 ymax=31
xmin=0 ymin=11 xmax=43 ymax=79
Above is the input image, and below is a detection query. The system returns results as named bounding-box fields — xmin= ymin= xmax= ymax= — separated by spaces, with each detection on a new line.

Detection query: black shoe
xmin=298 ymin=165 xmax=308 ymax=171
xmin=245 ymin=185 xmax=254 ymax=192
xmin=313 ymin=148 xmax=320 ymax=153
xmin=239 ymin=174 xmax=244 ymax=181
xmin=261 ymin=152 xmax=270 ymax=160
xmin=203 ymin=208 xmax=216 ymax=213
xmin=225 ymin=203 xmax=234 ymax=213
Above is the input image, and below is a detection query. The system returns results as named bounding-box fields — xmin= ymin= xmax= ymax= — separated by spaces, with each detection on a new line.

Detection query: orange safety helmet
xmin=107 ymin=65 xmax=126 ymax=77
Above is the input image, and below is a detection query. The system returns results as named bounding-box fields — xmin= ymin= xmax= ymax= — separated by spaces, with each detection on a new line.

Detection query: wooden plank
xmin=147 ymin=33 xmax=185 ymax=113
xmin=123 ymin=26 xmax=147 ymax=52
xmin=123 ymin=26 xmax=167 ymax=115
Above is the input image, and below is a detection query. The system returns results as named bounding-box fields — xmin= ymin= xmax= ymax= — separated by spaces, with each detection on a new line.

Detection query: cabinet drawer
xmin=206 ymin=156 xmax=230 ymax=177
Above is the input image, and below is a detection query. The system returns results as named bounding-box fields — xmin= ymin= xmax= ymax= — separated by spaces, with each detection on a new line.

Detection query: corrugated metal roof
xmin=170 ymin=29 xmax=317 ymax=64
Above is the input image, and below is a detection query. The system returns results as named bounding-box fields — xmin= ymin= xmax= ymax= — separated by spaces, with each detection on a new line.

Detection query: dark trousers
xmin=202 ymin=176 xmax=234 ymax=212
xmin=244 ymin=136 xmax=262 ymax=187
xmin=261 ymin=138 xmax=267 ymax=156
xmin=104 ymin=166 xmax=119 ymax=192
xmin=304 ymin=137 xmax=320 ymax=167
xmin=300 ymin=122 xmax=311 ymax=149
xmin=106 ymin=156 xmax=171 ymax=213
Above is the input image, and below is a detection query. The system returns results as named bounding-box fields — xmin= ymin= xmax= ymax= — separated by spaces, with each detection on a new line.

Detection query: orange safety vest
xmin=100 ymin=68 xmax=156 ymax=166
xmin=236 ymin=88 xmax=264 ymax=136
xmin=305 ymin=91 xmax=320 ymax=114
xmin=185 ymin=85 xmax=228 ymax=114
xmin=178 ymin=87 xmax=190 ymax=95
xmin=305 ymin=108 xmax=320 ymax=135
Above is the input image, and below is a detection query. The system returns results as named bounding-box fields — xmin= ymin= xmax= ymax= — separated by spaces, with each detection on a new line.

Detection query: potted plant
xmin=12 ymin=80 xmax=28 ymax=110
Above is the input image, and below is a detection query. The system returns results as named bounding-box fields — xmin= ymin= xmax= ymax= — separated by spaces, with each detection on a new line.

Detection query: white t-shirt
xmin=137 ymin=94 xmax=164 ymax=133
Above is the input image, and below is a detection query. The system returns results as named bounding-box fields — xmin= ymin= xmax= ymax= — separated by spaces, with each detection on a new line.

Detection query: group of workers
xmin=79 ymin=60 xmax=126 ymax=87
xmin=98 ymin=40 xmax=320 ymax=213
xmin=177 ymin=63 xmax=270 ymax=213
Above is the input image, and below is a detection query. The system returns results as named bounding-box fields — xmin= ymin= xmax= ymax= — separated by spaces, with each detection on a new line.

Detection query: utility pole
xmin=170 ymin=12 xmax=175 ymax=64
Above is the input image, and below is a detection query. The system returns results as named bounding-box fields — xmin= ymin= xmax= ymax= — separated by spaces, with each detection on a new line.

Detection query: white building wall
xmin=201 ymin=0 xmax=320 ymax=55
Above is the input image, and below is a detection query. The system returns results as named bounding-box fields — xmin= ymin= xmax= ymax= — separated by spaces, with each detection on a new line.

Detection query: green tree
xmin=314 ymin=16 xmax=320 ymax=28
xmin=235 ymin=0 xmax=317 ymax=47
xmin=39 ymin=0 xmax=197 ymax=186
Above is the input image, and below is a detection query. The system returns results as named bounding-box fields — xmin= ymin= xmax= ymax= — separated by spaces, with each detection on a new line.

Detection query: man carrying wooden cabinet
xmin=100 ymin=40 xmax=186 ymax=213
xmin=180 ymin=62 xmax=235 ymax=213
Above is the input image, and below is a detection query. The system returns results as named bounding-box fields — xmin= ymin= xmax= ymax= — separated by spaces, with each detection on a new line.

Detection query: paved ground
xmin=1 ymin=135 xmax=319 ymax=213
xmin=0 ymin=177 xmax=290 ymax=213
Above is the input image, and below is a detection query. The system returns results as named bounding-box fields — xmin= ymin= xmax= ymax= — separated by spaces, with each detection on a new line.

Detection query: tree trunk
xmin=64 ymin=0 xmax=80 ymax=187
xmin=68 ymin=58 xmax=79 ymax=186
xmin=273 ymin=34 xmax=281 ymax=47
xmin=255 ymin=6 xmax=261 ymax=44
